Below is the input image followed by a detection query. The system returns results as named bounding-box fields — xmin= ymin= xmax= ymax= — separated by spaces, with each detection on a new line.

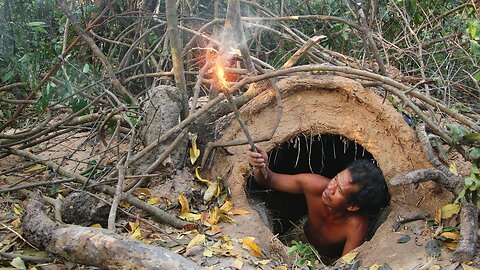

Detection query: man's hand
xmin=247 ymin=144 xmax=268 ymax=168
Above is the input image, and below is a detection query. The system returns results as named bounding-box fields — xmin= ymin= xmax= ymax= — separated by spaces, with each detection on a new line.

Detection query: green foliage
xmin=287 ymin=240 xmax=324 ymax=268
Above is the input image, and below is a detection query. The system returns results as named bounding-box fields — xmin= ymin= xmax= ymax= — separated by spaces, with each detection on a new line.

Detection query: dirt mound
xmin=206 ymin=75 xmax=454 ymax=267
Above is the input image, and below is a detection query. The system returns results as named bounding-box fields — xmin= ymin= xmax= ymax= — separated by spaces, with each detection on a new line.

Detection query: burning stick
xmin=214 ymin=61 xmax=269 ymax=179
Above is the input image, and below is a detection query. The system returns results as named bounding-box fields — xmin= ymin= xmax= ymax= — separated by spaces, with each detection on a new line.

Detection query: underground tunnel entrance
xmin=246 ymin=133 xmax=386 ymax=247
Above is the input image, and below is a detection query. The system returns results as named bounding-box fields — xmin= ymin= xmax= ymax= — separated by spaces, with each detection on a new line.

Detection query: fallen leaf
xmin=207 ymin=206 xmax=220 ymax=225
xmin=242 ymin=237 xmax=262 ymax=257
xmin=147 ymin=197 xmax=160 ymax=205
xmin=231 ymin=258 xmax=243 ymax=269
xmin=10 ymin=257 xmax=26 ymax=270
xmin=129 ymin=223 xmax=142 ymax=240
xmin=429 ymin=265 xmax=441 ymax=270
xmin=203 ymin=248 xmax=214 ymax=257
xmin=90 ymin=223 xmax=102 ymax=228
xmin=396 ymin=235 xmax=411 ymax=244
xmin=231 ymin=209 xmax=250 ymax=215
xmin=178 ymin=194 xmax=190 ymax=215
xmin=444 ymin=241 xmax=457 ymax=250
xmin=119 ymin=200 xmax=131 ymax=208
xmin=441 ymin=204 xmax=460 ymax=219
xmin=12 ymin=204 xmax=23 ymax=215
xmin=24 ymin=164 xmax=46 ymax=174
xmin=11 ymin=218 xmax=21 ymax=229
xmin=195 ymin=167 xmax=212 ymax=185
xmin=179 ymin=212 xmax=202 ymax=222
xmin=440 ymin=231 xmax=459 ymax=241
xmin=205 ymin=225 xmax=222 ymax=236
xmin=134 ymin=188 xmax=151 ymax=199
xmin=187 ymin=233 xmax=205 ymax=249
xmin=204 ymin=180 xmax=219 ymax=202
xmin=190 ymin=136 xmax=201 ymax=164
xmin=449 ymin=163 xmax=458 ymax=176
xmin=219 ymin=201 xmax=234 ymax=213
xmin=462 ymin=263 xmax=480 ymax=270
xmin=369 ymin=264 xmax=382 ymax=270
xmin=340 ymin=251 xmax=358 ymax=264
xmin=274 ymin=266 xmax=288 ymax=270
xmin=255 ymin=259 xmax=272 ymax=265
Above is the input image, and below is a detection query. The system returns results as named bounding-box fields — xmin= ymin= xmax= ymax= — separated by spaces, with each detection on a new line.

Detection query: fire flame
xmin=215 ymin=62 xmax=230 ymax=90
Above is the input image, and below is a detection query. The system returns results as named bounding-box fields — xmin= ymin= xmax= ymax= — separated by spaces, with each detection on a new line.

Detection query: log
xmin=22 ymin=196 xmax=203 ymax=270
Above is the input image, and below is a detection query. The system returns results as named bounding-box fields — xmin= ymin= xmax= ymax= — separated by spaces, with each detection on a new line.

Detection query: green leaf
xmin=469 ymin=148 xmax=480 ymax=160
xmin=70 ymin=98 xmax=88 ymax=114
xmin=26 ymin=21 xmax=46 ymax=27
xmin=124 ymin=93 xmax=133 ymax=105
xmin=10 ymin=257 xmax=26 ymax=270
xmin=2 ymin=70 xmax=13 ymax=82
xmin=474 ymin=70 xmax=480 ymax=81
xmin=463 ymin=133 xmax=480 ymax=144
xmin=470 ymin=40 xmax=480 ymax=56
xmin=448 ymin=124 xmax=469 ymax=145
xmin=467 ymin=20 xmax=480 ymax=39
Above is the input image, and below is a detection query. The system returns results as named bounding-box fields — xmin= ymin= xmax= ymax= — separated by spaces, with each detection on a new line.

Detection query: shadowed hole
xmin=246 ymin=133 xmax=390 ymax=247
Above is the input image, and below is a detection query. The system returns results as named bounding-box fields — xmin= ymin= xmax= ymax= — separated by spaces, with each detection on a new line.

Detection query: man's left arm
xmin=342 ymin=217 xmax=368 ymax=255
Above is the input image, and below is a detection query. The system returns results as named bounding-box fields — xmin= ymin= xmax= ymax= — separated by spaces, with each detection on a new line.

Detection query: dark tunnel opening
xmin=246 ymin=133 xmax=388 ymax=247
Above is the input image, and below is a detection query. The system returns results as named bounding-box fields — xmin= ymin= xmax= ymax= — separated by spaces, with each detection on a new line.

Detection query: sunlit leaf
xmin=241 ymin=237 xmax=262 ymax=257
xmin=147 ymin=197 xmax=160 ymax=205
xmin=178 ymin=194 xmax=190 ymax=215
xmin=179 ymin=212 xmax=202 ymax=221
xmin=219 ymin=201 xmax=234 ymax=213
xmin=90 ymin=223 xmax=102 ymax=228
xmin=204 ymin=180 xmax=219 ymax=202
xmin=195 ymin=167 xmax=212 ymax=185
xmin=449 ymin=163 xmax=458 ymax=176
xmin=187 ymin=233 xmax=205 ymax=249
xmin=207 ymin=206 xmax=220 ymax=225
xmin=254 ymin=259 xmax=272 ymax=265
xmin=189 ymin=135 xmax=201 ymax=164
xmin=369 ymin=264 xmax=382 ymax=270
xmin=440 ymin=204 xmax=460 ymax=219
xmin=128 ymin=220 xmax=142 ymax=240
xmin=340 ymin=251 xmax=358 ymax=264
xmin=444 ymin=241 xmax=457 ymax=251
xmin=203 ymin=248 xmax=214 ymax=257
xmin=440 ymin=231 xmax=459 ymax=241
xmin=12 ymin=204 xmax=24 ymax=215
xmin=82 ymin=63 xmax=90 ymax=73
xmin=10 ymin=257 xmax=26 ymax=270
xmin=231 ymin=258 xmax=243 ymax=269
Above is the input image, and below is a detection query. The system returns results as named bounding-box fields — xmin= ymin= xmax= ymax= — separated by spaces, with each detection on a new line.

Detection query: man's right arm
xmin=247 ymin=145 xmax=327 ymax=194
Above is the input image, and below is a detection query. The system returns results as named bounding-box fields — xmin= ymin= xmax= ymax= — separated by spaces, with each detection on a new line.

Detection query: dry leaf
xmin=187 ymin=234 xmax=205 ymax=249
xmin=11 ymin=218 xmax=21 ymax=229
xmin=90 ymin=223 xmax=102 ymax=228
xmin=119 ymin=200 xmax=131 ymax=208
xmin=340 ymin=251 xmax=358 ymax=264
xmin=441 ymin=204 xmax=460 ymax=219
xmin=208 ymin=206 xmax=220 ymax=225
xmin=231 ymin=258 xmax=243 ymax=269
xmin=219 ymin=201 xmax=234 ymax=213
xmin=369 ymin=264 xmax=381 ymax=270
xmin=204 ymin=180 xmax=219 ymax=202
xmin=147 ymin=197 xmax=160 ymax=205
xmin=179 ymin=213 xmax=202 ymax=221
xmin=195 ymin=167 xmax=212 ymax=185
xmin=24 ymin=164 xmax=46 ymax=174
xmin=255 ymin=259 xmax=272 ymax=265
xmin=429 ymin=265 xmax=440 ymax=270
xmin=190 ymin=136 xmax=201 ymax=164
xmin=178 ymin=194 xmax=190 ymax=214
xmin=134 ymin=188 xmax=151 ymax=199
xmin=12 ymin=204 xmax=23 ymax=215
xmin=128 ymin=220 xmax=142 ymax=240
xmin=449 ymin=163 xmax=458 ymax=176
xmin=231 ymin=209 xmax=250 ymax=215
xmin=274 ymin=266 xmax=288 ymax=270
xmin=462 ymin=263 xmax=480 ymax=270
xmin=206 ymin=225 xmax=222 ymax=236
xmin=440 ymin=231 xmax=459 ymax=241
xmin=242 ymin=237 xmax=262 ymax=257
xmin=203 ymin=248 xmax=214 ymax=257
xmin=444 ymin=241 xmax=457 ymax=250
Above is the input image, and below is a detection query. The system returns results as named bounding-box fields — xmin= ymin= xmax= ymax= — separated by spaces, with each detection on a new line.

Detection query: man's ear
xmin=347 ymin=204 xmax=360 ymax=212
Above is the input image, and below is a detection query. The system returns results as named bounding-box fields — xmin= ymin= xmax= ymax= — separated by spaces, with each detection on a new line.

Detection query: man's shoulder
xmin=345 ymin=213 xmax=369 ymax=232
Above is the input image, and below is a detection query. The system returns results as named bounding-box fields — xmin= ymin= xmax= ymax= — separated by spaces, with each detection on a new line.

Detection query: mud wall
xmin=206 ymin=75 xmax=446 ymax=261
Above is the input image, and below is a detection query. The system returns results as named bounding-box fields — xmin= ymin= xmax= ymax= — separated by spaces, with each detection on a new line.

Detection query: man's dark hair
xmin=347 ymin=159 xmax=390 ymax=213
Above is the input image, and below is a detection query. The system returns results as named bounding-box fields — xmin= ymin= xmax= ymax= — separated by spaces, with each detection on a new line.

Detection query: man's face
xmin=321 ymin=169 xmax=361 ymax=211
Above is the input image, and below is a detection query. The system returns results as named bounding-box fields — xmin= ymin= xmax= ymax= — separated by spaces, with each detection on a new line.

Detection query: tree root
xmin=22 ymin=196 xmax=202 ymax=270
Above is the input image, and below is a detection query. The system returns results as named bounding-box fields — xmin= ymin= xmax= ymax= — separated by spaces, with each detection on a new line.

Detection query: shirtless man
xmin=247 ymin=145 xmax=390 ymax=258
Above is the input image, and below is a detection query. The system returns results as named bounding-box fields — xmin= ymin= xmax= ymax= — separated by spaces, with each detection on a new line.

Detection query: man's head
xmin=347 ymin=159 xmax=390 ymax=213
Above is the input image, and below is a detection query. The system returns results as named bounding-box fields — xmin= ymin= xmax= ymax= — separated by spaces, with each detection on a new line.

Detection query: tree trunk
xmin=22 ymin=196 xmax=202 ymax=270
